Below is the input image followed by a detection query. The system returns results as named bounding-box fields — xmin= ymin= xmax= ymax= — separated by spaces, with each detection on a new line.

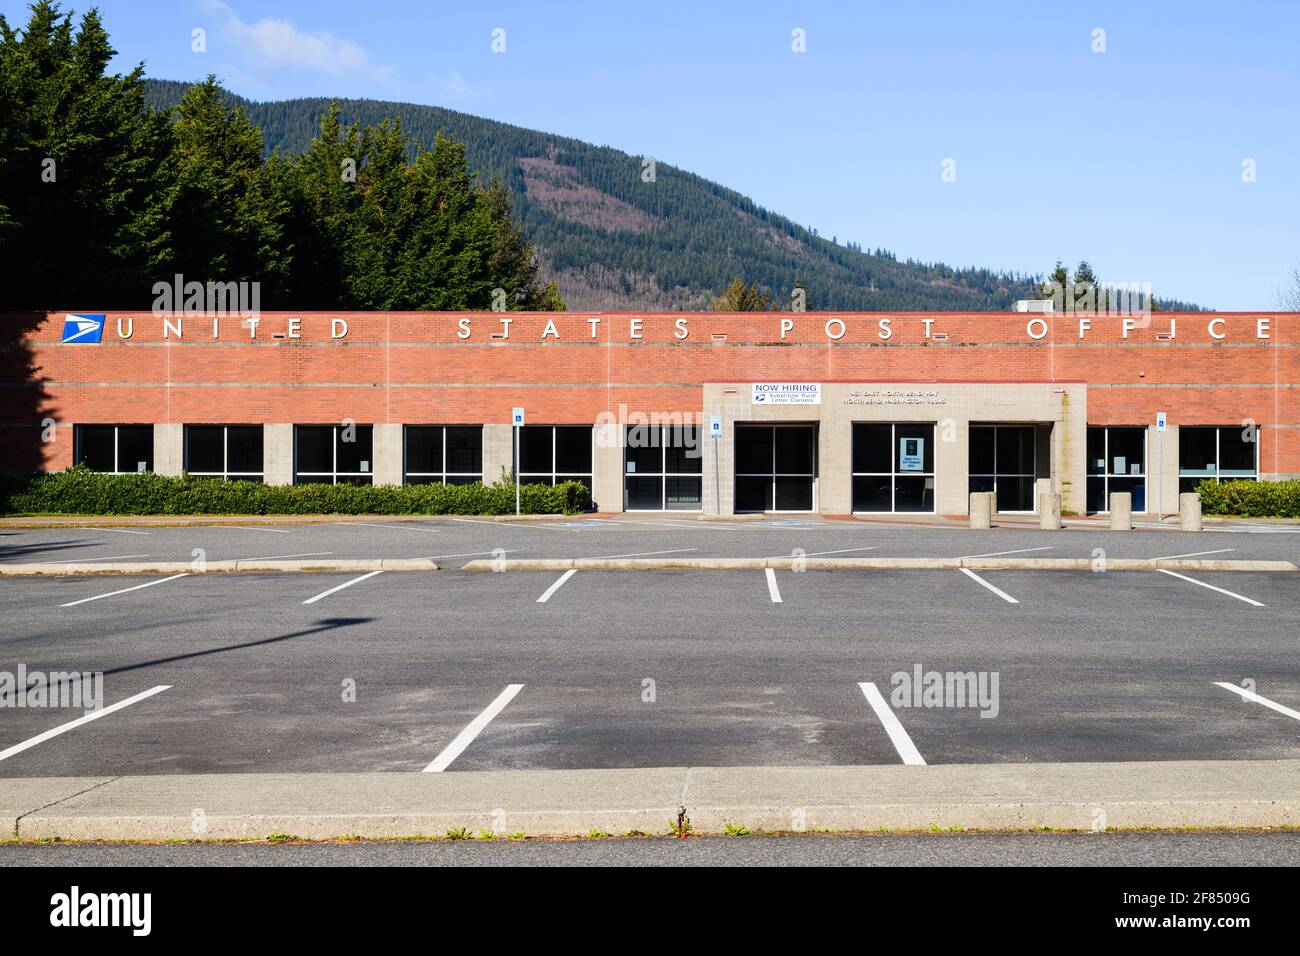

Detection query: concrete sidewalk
xmin=4 ymin=760 xmax=1298 ymax=840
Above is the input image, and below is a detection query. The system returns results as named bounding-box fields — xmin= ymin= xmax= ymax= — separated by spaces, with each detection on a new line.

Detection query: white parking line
xmin=60 ymin=574 xmax=190 ymax=607
xmin=343 ymin=522 xmax=442 ymax=533
xmin=242 ymin=551 xmax=334 ymax=561
xmin=422 ymin=549 xmax=519 ymax=561
xmin=31 ymin=554 xmax=149 ymax=564
xmin=1154 ymin=548 xmax=1236 ymax=560
xmin=803 ymin=547 xmax=879 ymax=557
xmin=537 ymin=569 xmax=577 ymax=603
xmin=1214 ymin=682 xmax=1300 ymax=721
xmin=765 ymin=568 xmax=783 ymax=603
xmin=591 ymin=548 xmax=700 ymax=559
xmin=77 ymin=527 xmax=150 ymax=535
xmin=423 ymin=684 xmax=524 ymax=772
xmin=961 ymin=547 xmax=1056 ymax=559
xmin=1156 ymin=569 xmax=1264 ymax=607
xmin=958 ymin=567 xmax=1019 ymax=604
xmin=302 ymin=570 xmax=384 ymax=605
xmin=0 ymin=685 xmax=171 ymax=763
xmin=858 ymin=682 xmax=926 ymax=766
xmin=226 ymin=526 xmax=292 ymax=533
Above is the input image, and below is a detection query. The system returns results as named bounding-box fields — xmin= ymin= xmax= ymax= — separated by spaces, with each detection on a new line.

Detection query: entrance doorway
xmin=735 ymin=424 xmax=816 ymax=512
xmin=969 ymin=425 xmax=1037 ymax=512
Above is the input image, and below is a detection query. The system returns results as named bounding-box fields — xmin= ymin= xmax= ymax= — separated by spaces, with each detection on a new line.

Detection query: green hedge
xmin=1195 ymin=479 xmax=1300 ymax=518
xmin=0 ymin=466 xmax=591 ymax=516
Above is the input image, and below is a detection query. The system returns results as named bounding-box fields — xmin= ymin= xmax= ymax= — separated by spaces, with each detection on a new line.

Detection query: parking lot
xmin=1 ymin=515 xmax=1297 ymax=778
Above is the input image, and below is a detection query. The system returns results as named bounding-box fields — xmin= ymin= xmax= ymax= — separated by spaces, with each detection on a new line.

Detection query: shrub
xmin=1195 ymin=478 xmax=1300 ymax=518
xmin=0 ymin=465 xmax=591 ymax=516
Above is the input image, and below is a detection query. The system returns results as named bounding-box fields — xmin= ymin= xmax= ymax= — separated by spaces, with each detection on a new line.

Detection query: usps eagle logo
xmin=61 ymin=314 xmax=105 ymax=343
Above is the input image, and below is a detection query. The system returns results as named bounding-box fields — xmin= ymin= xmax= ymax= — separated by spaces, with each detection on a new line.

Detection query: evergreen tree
xmin=159 ymin=76 xmax=289 ymax=294
xmin=711 ymin=278 xmax=773 ymax=311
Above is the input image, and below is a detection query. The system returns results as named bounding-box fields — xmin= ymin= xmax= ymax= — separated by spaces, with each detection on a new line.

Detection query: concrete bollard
xmin=1108 ymin=492 xmax=1132 ymax=530
xmin=969 ymin=491 xmax=993 ymax=529
xmin=1039 ymin=492 xmax=1062 ymax=530
xmin=1179 ymin=492 xmax=1202 ymax=532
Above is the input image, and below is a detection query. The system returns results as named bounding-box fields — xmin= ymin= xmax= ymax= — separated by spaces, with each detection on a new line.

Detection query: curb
xmin=460 ymin=556 xmax=1299 ymax=572
xmin=5 ymin=761 xmax=1298 ymax=840
xmin=0 ymin=558 xmax=439 ymax=576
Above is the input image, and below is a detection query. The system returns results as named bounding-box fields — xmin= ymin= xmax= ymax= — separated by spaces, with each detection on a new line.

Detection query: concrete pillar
xmin=482 ymin=425 xmax=514 ymax=487
xmin=1109 ymin=491 xmax=1132 ymax=530
xmin=819 ymin=419 xmax=852 ymax=515
xmin=153 ymin=423 xmax=183 ymax=476
xmin=1034 ymin=477 xmax=1052 ymax=515
xmin=937 ymin=423 xmax=970 ymax=515
xmin=592 ymin=421 xmax=622 ymax=513
xmin=1179 ymin=492 xmax=1202 ymax=531
xmin=1039 ymin=491 xmax=1061 ymax=529
xmin=969 ymin=491 xmax=993 ymax=529
xmin=264 ymin=423 xmax=293 ymax=486
xmin=373 ymin=424 xmax=402 ymax=486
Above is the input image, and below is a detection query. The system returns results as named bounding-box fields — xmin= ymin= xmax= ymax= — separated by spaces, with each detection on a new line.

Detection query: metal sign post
xmin=1156 ymin=411 xmax=1166 ymax=518
xmin=710 ymin=415 xmax=722 ymax=516
xmin=513 ymin=407 xmax=525 ymax=516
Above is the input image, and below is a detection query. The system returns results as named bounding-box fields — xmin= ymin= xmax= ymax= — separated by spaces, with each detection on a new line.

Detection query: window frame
xmin=851 ymin=422 xmax=936 ymax=515
xmin=515 ymin=425 xmax=593 ymax=487
xmin=1086 ymin=426 xmax=1148 ymax=513
xmin=73 ymin=424 xmax=153 ymax=474
xmin=403 ymin=425 xmax=484 ymax=485
xmin=293 ymin=424 xmax=374 ymax=485
xmin=1178 ymin=425 xmax=1259 ymax=492
xmin=968 ymin=424 xmax=1037 ymax=514
xmin=623 ymin=424 xmax=703 ymax=511
xmin=734 ymin=423 xmax=818 ymax=514
xmin=184 ymin=425 xmax=264 ymax=481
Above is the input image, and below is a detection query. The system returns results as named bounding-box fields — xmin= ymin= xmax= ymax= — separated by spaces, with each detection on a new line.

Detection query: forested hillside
xmin=143 ymin=79 xmax=1068 ymax=312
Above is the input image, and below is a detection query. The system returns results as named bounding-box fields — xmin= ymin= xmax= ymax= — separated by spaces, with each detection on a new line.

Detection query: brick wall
xmin=3 ymin=310 xmax=1295 ymax=474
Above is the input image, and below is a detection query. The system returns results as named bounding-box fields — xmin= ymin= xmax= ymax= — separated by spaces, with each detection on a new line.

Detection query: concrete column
xmin=1054 ymin=388 xmax=1088 ymax=516
xmin=819 ymin=419 xmax=852 ymax=515
xmin=482 ymin=425 xmax=514 ymax=487
xmin=937 ymin=423 xmax=969 ymax=515
xmin=1039 ymin=491 xmax=1061 ymax=529
xmin=153 ymin=423 xmax=183 ymax=476
xmin=593 ymin=421 xmax=622 ymax=513
xmin=1109 ymin=491 xmax=1132 ymax=530
xmin=373 ymin=424 xmax=402 ymax=486
xmin=969 ymin=491 xmax=993 ymax=529
xmin=1156 ymin=425 xmax=1181 ymax=519
xmin=1179 ymin=492 xmax=1202 ymax=531
xmin=1034 ymin=477 xmax=1052 ymax=515
xmin=264 ymin=423 xmax=293 ymax=485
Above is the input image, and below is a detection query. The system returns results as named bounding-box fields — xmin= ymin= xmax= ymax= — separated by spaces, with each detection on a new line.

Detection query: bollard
xmin=969 ymin=491 xmax=993 ymax=529
xmin=1179 ymin=492 xmax=1202 ymax=532
xmin=1108 ymin=491 xmax=1132 ymax=530
xmin=1039 ymin=491 xmax=1062 ymax=530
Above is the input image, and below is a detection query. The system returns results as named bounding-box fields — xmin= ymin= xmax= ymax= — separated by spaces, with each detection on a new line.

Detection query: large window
xmin=295 ymin=424 xmax=373 ymax=485
xmin=405 ymin=426 xmax=483 ymax=485
xmin=74 ymin=425 xmax=153 ymax=473
xmin=1087 ymin=426 xmax=1146 ymax=512
xmin=625 ymin=424 xmax=702 ymax=510
xmin=735 ymin=424 xmax=817 ymax=512
xmin=852 ymin=423 xmax=935 ymax=513
xmin=969 ymin=425 xmax=1036 ymax=512
xmin=185 ymin=425 xmax=263 ymax=481
xmin=517 ymin=425 xmax=592 ymax=489
xmin=1179 ymin=426 xmax=1258 ymax=493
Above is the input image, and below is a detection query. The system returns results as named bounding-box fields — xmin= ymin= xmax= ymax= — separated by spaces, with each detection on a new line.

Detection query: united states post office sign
xmin=752 ymin=383 xmax=821 ymax=405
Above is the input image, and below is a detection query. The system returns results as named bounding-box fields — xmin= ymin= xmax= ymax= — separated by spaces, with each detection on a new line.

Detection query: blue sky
xmin=5 ymin=0 xmax=1298 ymax=308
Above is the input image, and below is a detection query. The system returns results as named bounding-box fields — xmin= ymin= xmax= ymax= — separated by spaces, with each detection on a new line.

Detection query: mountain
xmin=141 ymin=80 xmax=1201 ymax=312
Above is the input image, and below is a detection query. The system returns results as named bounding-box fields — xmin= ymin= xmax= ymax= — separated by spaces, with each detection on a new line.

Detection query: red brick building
xmin=2 ymin=310 xmax=1294 ymax=515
